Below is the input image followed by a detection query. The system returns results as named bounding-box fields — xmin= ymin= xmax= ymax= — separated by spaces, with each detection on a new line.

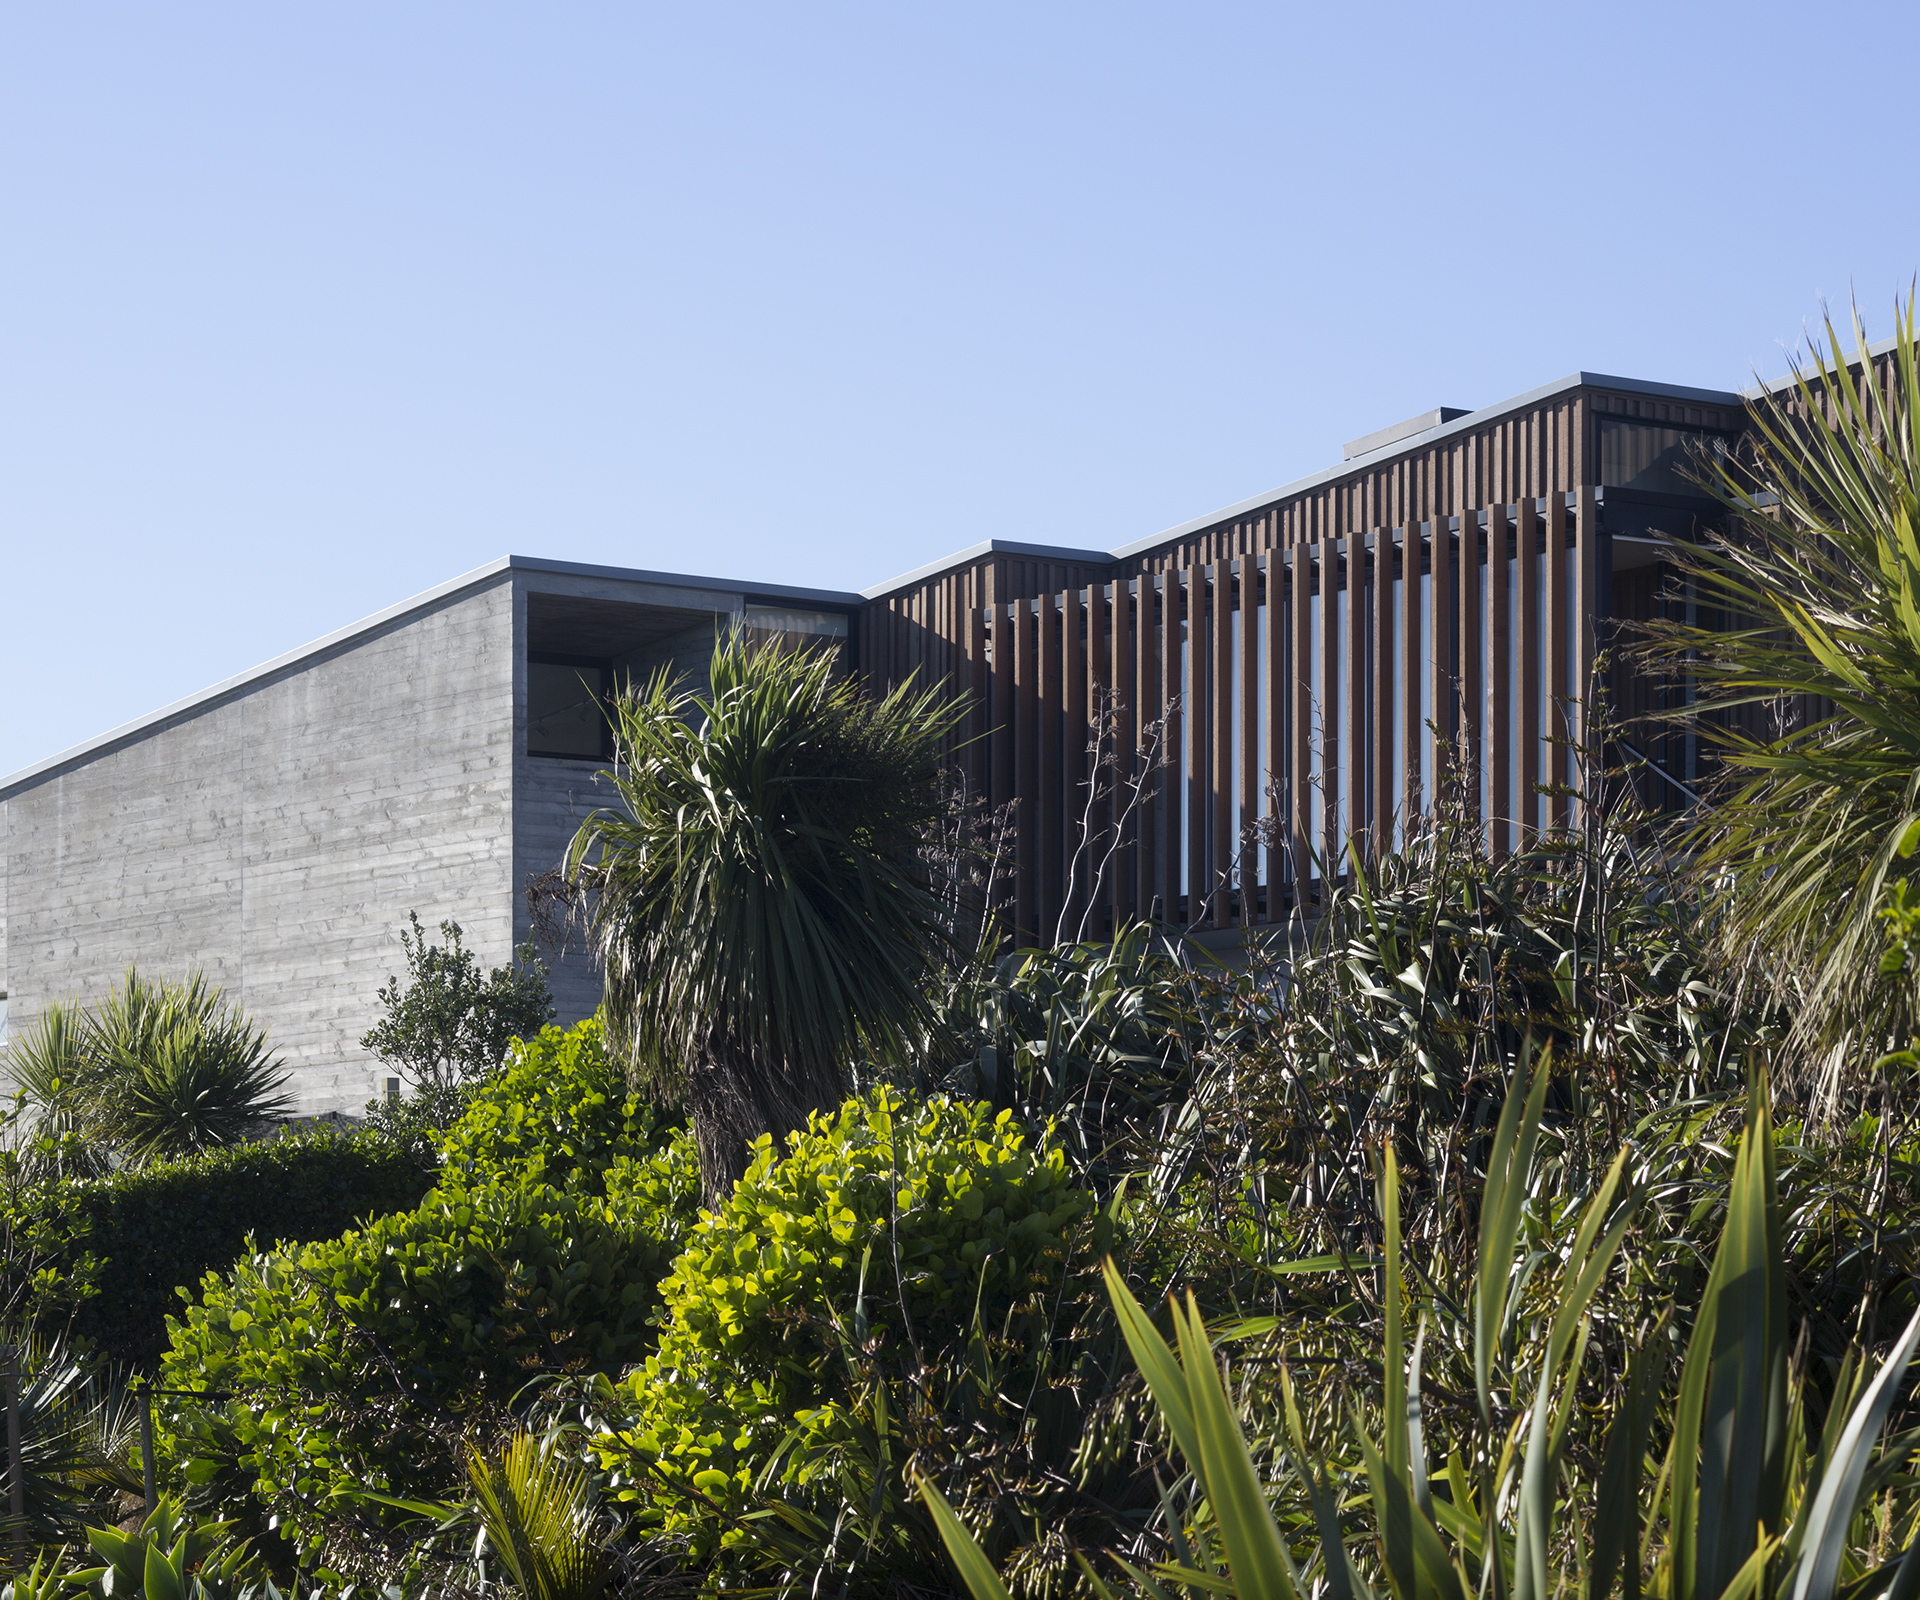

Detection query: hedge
xmin=46 ymin=1130 xmax=436 ymax=1369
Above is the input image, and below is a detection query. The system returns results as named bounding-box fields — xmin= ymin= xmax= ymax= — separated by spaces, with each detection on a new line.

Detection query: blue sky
xmin=4 ymin=2 xmax=1918 ymax=779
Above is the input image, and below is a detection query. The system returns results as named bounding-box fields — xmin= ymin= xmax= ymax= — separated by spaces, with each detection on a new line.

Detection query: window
xmin=1599 ymin=419 xmax=1727 ymax=498
xmin=528 ymin=658 xmax=609 ymax=758
xmin=740 ymin=606 xmax=850 ymax=641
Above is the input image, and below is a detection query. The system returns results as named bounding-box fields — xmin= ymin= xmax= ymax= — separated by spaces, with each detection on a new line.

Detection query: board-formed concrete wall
xmin=2 ymin=574 xmax=519 ymax=1116
xmin=2 ymin=556 xmax=862 ymax=1119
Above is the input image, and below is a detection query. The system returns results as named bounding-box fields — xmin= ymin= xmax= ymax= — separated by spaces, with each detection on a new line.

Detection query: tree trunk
xmin=683 ymin=1045 xmax=846 ymax=1208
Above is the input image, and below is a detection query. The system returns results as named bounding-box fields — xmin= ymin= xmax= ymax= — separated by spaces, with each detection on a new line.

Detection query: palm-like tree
xmin=565 ymin=632 xmax=966 ymax=1201
xmin=1643 ymin=295 xmax=1920 ymax=1099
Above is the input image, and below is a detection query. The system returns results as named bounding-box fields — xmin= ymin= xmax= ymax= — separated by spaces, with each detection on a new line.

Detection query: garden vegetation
xmin=5 ymin=298 xmax=1920 ymax=1600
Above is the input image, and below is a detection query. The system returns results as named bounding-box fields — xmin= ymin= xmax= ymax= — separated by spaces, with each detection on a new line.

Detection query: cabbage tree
xmin=565 ymin=633 xmax=964 ymax=1201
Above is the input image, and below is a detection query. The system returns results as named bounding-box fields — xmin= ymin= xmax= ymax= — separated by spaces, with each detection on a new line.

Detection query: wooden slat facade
xmin=856 ymin=378 xmax=1754 ymax=945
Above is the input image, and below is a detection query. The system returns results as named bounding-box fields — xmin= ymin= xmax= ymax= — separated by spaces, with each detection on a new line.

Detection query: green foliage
xmin=56 ymin=1494 xmax=273 ymax=1600
xmin=4 ymin=971 xmax=294 ymax=1170
xmin=438 ymin=1017 xmax=657 ymax=1194
xmin=589 ymin=1088 xmax=1092 ymax=1560
xmin=1640 ymin=295 xmax=1920 ymax=1083
xmin=467 ymin=1433 xmax=619 ymax=1600
xmin=566 ymin=630 xmax=968 ymax=1198
xmin=927 ymin=922 xmax=1208 ymax=1185
xmin=929 ymin=1066 xmax=1920 ymax=1600
xmin=2 ymin=1000 xmax=108 ymax=1179
xmin=361 ymin=911 xmax=554 ymax=1093
xmin=30 ymin=1128 xmax=436 ymax=1370
xmin=154 ymin=1047 xmax=700 ymax=1570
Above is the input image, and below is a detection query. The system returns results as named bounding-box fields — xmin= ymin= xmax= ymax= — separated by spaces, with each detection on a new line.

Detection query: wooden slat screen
xmin=841 ymin=373 xmax=1753 ymax=944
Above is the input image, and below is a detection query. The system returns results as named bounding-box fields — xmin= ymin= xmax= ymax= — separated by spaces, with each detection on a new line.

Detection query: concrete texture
xmin=0 ymin=557 xmax=846 ymax=1117
xmin=3 ymin=574 xmax=518 ymax=1114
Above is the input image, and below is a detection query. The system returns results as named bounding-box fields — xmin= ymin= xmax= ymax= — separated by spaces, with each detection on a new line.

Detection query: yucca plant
xmin=566 ymin=630 xmax=967 ymax=1202
xmin=1641 ymin=293 xmax=1920 ymax=1095
xmin=923 ymin=1059 xmax=1920 ymax=1600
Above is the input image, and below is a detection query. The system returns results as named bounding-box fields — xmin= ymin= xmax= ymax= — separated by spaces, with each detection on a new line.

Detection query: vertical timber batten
xmin=846 ymin=372 xmax=1752 ymax=946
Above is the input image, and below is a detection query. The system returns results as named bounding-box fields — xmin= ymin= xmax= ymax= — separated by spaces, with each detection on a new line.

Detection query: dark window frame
xmin=527 ymin=652 xmax=614 ymax=761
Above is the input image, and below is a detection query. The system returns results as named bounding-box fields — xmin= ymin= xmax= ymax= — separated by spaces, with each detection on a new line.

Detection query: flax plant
xmin=1641 ymin=294 xmax=1920 ymax=1098
xmin=926 ymin=1062 xmax=1920 ymax=1600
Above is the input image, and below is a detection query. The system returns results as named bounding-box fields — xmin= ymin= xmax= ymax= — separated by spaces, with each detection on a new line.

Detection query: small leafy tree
xmin=361 ymin=913 xmax=554 ymax=1098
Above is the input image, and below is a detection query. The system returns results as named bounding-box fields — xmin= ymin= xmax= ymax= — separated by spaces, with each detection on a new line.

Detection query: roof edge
xmin=511 ymin=553 xmax=862 ymax=609
xmin=858 ymin=539 xmax=1114 ymax=600
xmin=0 ymin=558 xmax=522 ymax=800
xmin=1107 ymin=369 xmax=1746 ymax=562
xmin=1 ymin=555 xmax=872 ymax=799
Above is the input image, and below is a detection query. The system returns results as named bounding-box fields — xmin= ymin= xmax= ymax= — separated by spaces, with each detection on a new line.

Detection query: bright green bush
xmin=152 ymin=1017 xmax=702 ymax=1570
xmin=156 ymin=1130 xmax=700 ymax=1565
xmin=590 ymin=1088 xmax=1093 ymax=1557
xmin=29 ymin=1128 xmax=434 ymax=1369
xmin=437 ymin=1016 xmax=656 ymax=1192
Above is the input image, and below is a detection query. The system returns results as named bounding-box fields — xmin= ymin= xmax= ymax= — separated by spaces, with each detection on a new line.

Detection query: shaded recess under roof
xmin=525 ymin=591 xmax=725 ymax=660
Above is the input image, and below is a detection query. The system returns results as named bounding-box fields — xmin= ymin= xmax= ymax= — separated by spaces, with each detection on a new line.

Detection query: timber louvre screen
xmin=944 ymin=497 xmax=1600 ymax=947
xmin=852 ymin=370 xmax=1775 ymax=947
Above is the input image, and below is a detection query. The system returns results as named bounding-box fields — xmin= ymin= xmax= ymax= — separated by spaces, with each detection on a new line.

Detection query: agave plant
xmin=924 ymin=1058 xmax=1920 ymax=1600
xmin=1640 ymin=294 xmax=1920 ymax=1097
xmin=566 ymin=630 xmax=966 ymax=1202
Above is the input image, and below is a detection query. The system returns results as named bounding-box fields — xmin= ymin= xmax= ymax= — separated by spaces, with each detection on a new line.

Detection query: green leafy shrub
xmin=438 ymin=1016 xmax=658 ymax=1193
xmin=25 ymin=1128 xmax=434 ymax=1369
xmin=154 ymin=1082 xmax=700 ymax=1569
xmin=590 ymin=1088 xmax=1093 ymax=1558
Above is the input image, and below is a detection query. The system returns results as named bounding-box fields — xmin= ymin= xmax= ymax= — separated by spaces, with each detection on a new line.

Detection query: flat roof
xmin=856 ymin=368 xmax=1748 ymax=594
xmin=0 ymin=555 xmax=861 ymax=799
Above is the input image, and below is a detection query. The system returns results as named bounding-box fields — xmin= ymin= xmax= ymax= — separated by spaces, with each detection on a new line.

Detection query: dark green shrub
xmin=35 ymin=1129 xmax=434 ymax=1369
xmin=590 ymin=1088 xmax=1093 ymax=1559
xmin=155 ymin=1106 xmax=698 ymax=1567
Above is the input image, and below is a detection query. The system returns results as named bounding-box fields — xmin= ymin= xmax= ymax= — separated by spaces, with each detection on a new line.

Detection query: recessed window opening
xmin=528 ymin=656 xmax=611 ymax=759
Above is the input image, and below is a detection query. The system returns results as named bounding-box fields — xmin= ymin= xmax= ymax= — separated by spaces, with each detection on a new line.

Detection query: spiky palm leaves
xmin=467 ymin=1434 xmax=617 ymax=1600
xmin=566 ymin=633 xmax=966 ymax=1202
xmin=1642 ymin=296 xmax=1920 ymax=1096
xmin=3 ymin=970 xmax=292 ymax=1167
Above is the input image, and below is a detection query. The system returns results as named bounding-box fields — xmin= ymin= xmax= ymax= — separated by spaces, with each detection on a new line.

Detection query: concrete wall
xmin=1 ymin=575 xmax=519 ymax=1116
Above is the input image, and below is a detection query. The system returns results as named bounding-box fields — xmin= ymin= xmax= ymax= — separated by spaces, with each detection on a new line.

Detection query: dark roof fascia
xmin=856 ymin=539 xmax=1117 ymax=601
xmin=1104 ymin=370 xmax=1747 ymax=564
xmin=510 ymin=554 xmax=863 ymax=610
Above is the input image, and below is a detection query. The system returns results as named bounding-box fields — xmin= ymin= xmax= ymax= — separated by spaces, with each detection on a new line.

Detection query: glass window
xmin=528 ymin=660 xmax=608 ymax=758
xmin=1600 ymin=419 xmax=1727 ymax=498
xmin=740 ymin=606 xmax=851 ymax=639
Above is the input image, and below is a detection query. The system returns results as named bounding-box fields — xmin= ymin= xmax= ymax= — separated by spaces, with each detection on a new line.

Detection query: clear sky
xmin=4 ymin=2 xmax=1917 ymax=780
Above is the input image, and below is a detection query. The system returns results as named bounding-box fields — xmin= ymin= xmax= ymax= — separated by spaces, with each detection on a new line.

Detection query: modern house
xmin=0 ymin=361 xmax=1751 ymax=1114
